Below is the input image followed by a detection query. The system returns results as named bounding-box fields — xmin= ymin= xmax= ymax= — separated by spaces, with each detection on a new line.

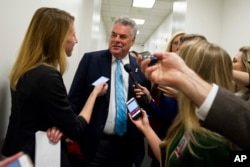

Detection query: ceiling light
xmin=132 ymin=0 xmax=155 ymax=8
xmin=133 ymin=18 xmax=145 ymax=25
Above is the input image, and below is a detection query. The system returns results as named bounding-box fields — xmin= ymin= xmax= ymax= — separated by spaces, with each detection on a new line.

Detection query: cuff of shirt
xmin=195 ymin=84 xmax=219 ymax=121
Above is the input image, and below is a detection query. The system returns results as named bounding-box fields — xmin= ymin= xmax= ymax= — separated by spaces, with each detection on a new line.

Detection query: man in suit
xmin=139 ymin=51 xmax=250 ymax=150
xmin=68 ymin=16 xmax=151 ymax=167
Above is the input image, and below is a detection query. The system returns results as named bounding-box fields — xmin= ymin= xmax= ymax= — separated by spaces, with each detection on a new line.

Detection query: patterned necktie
xmin=115 ymin=59 xmax=127 ymax=136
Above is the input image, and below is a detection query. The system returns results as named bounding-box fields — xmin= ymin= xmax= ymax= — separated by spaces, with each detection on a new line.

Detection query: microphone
xmin=123 ymin=63 xmax=149 ymax=106
xmin=124 ymin=64 xmax=139 ymax=87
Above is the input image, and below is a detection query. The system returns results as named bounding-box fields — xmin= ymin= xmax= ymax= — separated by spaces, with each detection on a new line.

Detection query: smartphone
xmin=7 ymin=154 xmax=34 ymax=167
xmin=126 ymin=97 xmax=142 ymax=120
xmin=139 ymin=51 xmax=158 ymax=66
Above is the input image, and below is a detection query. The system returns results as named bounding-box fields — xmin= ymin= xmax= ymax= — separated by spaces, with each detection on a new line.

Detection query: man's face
xmin=109 ymin=23 xmax=135 ymax=59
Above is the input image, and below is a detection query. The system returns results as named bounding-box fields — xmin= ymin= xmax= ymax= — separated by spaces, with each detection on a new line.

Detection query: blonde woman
xmin=136 ymin=32 xmax=185 ymax=167
xmin=165 ymin=31 xmax=186 ymax=53
xmin=2 ymin=7 xmax=108 ymax=167
xmin=130 ymin=39 xmax=236 ymax=167
xmin=232 ymin=46 xmax=250 ymax=100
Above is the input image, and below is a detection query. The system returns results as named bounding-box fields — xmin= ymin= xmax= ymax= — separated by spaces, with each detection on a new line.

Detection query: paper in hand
xmin=92 ymin=76 xmax=109 ymax=86
xmin=35 ymin=131 xmax=60 ymax=167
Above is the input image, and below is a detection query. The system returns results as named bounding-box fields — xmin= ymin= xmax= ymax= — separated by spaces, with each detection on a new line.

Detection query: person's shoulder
xmin=29 ymin=65 xmax=61 ymax=81
xmin=21 ymin=65 xmax=63 ymax=90
xmin=32 ymin=64 xmax=59 ymax=74
xmin=84 ymin=49 xmax=111 ymax=56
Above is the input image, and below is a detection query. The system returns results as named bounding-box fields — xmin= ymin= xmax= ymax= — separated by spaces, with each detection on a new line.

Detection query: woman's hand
xmin=0 ymin=152 xmax=24 ymax=167
xmin=157 ymin=85 xmax=178 ymax=98
xmin=138 ymin=52 xmax=187 ymax=89
xmin=93 ymin=83 xmax=108 ymax=96
xmin=46 ymin=126 xmax=63 ymax=143
xmin=128 ymin=109 xmax=150 ymax=133
xmin=133 ymin=84 xmax=152 ymax=102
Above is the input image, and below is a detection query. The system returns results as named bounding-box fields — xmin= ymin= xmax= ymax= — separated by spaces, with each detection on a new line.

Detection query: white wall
xmin=144 ymin=14 xmax=173 ymax=53
xmin=0 ymin=0 xmax=107 ymax=140
xmin=143 ymin=0 xmax=250 ymax=57
xmin=221 ymin=0 xmax=250 ymax=56
xmin=184 ymin=0 xmax=224 ymax=44
xmin=143 ymin=1 xmax=187 ymax=53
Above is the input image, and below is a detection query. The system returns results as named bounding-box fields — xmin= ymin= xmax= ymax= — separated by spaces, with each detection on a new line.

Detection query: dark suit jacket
xmin=200 ymin=87 xmax=250 ymax=149
xmin=68 ymin=49 xmax=151 ymax=164
xmin=2 ymin=65 xmax=88 ymax=167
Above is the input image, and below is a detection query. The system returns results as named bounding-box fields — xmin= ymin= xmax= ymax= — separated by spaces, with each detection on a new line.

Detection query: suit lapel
xmin=99 ymin=50 xmax=112 ymax=103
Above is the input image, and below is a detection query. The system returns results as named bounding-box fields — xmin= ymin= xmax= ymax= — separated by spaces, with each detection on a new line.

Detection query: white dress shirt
xmin=195 ymin=84 xmax=219 ymax=121
xmin=103 ymin=55 xmax=129 ymax=134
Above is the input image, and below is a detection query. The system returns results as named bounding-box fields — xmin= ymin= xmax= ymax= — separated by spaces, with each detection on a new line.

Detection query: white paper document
xmin=35 ymin=131 xmax=61 ymax=167
xmin=92 ymin=76 xmax=109 ymax=86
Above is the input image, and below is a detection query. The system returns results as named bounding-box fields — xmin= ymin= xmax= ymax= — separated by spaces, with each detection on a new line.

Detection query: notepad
xmin=35 ymin=131 xmax=60 ymax=167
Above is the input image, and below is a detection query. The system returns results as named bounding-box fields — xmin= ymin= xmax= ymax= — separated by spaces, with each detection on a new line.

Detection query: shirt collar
xmin=112 ymin=54 xmax=130 ymax=65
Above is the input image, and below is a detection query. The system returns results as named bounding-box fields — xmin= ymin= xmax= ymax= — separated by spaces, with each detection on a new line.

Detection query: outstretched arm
xmin=78 ymin=82 xmax=108 ymax=123
xmin=233 ymin=70 xmax=250 ymax=87
xmin=128 ymin=109 xmax=162 ymax=161
xmin=138 ymin=52 xmax=250 ymax=149
xmin=138 ymin=52 xmax=211 ymax=107
xmin=47 ymin=83 xmax=108 ymax=142
xmin=0 ymin=152 xmax=24 ymax=167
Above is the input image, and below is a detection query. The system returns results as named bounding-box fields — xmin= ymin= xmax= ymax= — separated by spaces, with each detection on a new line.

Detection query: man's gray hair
xmin=112 ymin=16 xmax=138 ymax=38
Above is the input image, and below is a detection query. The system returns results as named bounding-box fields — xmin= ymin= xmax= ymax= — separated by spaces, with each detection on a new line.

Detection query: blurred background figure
xmin=232 ymin=46 xmax=250 ymax=100
xmin=165 ymin=31 xmax=186 ymax=53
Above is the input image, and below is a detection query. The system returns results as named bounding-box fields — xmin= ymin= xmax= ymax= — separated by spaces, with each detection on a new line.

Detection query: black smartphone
xmin=126 ymin=97 xmax=142 ymax=120
xmin=139 ymin=51 xmax=158 ymax=66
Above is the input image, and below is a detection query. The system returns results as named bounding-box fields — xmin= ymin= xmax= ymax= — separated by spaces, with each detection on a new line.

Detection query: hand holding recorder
xmin=139 ymin=51 xmax=158 ymax=66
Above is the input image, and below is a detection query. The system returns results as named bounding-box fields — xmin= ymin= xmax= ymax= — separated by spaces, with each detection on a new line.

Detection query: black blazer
xmin=68 ymin=49 xmax=151 ymax=162
xmin=200 ymin=87 xmax=250 ymax=149
xmin=2 ymin=65 xmax=88 ymax=167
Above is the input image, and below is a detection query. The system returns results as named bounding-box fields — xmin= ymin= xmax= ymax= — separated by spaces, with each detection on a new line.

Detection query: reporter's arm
xmin=176 ymin=67 xmax=212 ymax=107
xmin=142 ymin=124 xmax=162 ymax=161
xmin=128 ymin=110 xmax=161 ymax=161
xmin=139 ymin=52 xmax=212 ymax=108
xmin=78 ymin=83 xmax=108 ymax=123
xmin=0 ymin=152 xmax=23 ymax=167
xmin=139 ymin=52 xmax=250 ymax=149
xmin=233 ymin=70 xmax=250 ymax=87
xmin=200 ymin=87 xmax=250 ymax=149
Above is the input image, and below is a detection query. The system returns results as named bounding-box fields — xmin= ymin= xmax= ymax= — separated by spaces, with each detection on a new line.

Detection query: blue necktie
xmin=115 ymin=59 xmax=127 ymax=136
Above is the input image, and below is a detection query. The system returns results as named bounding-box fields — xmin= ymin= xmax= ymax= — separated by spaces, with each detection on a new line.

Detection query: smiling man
xmin=68 ymin=16 xmax=152 ymax=167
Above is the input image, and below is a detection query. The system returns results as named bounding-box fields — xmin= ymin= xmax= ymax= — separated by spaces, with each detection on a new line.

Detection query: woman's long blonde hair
xmin=162 ymin=39 xmax=234 ymax=159
xmin=9 ymin=7 xmax=74 ymax=90
xmin=165 ymin=31 xmax=186 ymax=52
xmin=236 ymin=46 xmax=250 ymax=100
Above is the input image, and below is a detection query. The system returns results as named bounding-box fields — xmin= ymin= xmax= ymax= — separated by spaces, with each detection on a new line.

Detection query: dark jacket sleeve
xmin=37 ymin=67 xmax=88 ymax=140
xmin=200 ymin=87 xmax=250 ymax=149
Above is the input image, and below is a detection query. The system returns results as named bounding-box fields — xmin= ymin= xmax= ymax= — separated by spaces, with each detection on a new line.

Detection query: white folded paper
xmin=92 ymin=76 xmax=109 ymax=86
xmin=35 ymin=131 xmax=60 ymax=167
